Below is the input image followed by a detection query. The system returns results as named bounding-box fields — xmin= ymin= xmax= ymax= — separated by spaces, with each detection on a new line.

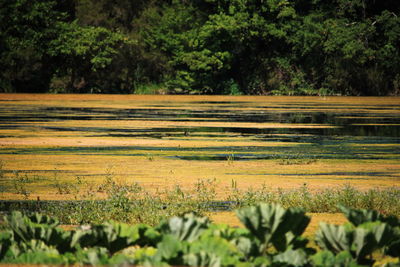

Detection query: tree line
xmin=1 ymin=0 xmax=399 ymax=95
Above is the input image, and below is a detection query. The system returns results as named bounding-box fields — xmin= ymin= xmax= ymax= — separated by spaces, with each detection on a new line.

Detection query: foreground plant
xmin=1 ymin=203 xmax=399 ymax=266
xmin=313 ymin=206 xmax=400 ymax=266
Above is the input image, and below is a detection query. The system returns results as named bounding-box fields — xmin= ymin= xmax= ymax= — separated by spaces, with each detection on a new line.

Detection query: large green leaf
xmin=311 ymin=250 xmax=336 ymax=267
xmin=184 ymin=251 xmax=222 ymax=267
xmin=357 ymin=221 xmax=395 ymax=248
xmin=71 ymin=221 xmax=145 ymax=254
xmin=72 ymin=247 xmax=110 ymax=266
xmin=316 ymin=221 xmax=387 ymax=265
xmin=157 ymin=213 xmax=210 ymax=242
xmin=201 ymin=224 xmax=259 ymax=258
xmin=202 ymin=224 xmax=250 ymax=241
xmin=4 ymin=211 xmax=72 ymax=253
xmin=236 ymin=203 xmax=310 ymax=253
xmin=273 ymin=248 xmax=309 ymax=266
xmin=315 ymin=223 xmax=353 ymax=253
xmin=0 ymin=231 xmax=13 ymax=260
xmin=339 ymin=206 xmax=382 ymax=227
xmin=232 ymin=236 xmax=259 ymax=259
xmin=312 ymin=250 xmax=365 ymax=267
xmin=136 ymin=224 xmax=162 ymax=247
xmin=153 ymin=234 xmax=184 ymax=266
xmin=183 ymin=236 xmax=241 ymax=267
xmin=28 ymin=213 xmax=59 ymax=227
xmin=236 ymin=203 xmax=285 ymax=246
xmin=2 ymin=239 xmax=65 ymax=264
xmin=351 ymin=228 xmax=376 ymax=263
xmin=340 ymin=206 xmax=400 ymax=227
xmin=356 ymin=221 xmax=400 ymax=258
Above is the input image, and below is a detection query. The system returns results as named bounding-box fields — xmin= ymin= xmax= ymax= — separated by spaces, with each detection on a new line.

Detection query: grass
xmin=4 ymin=171 xmax=400 ymax=226
xmin=227 ymin=182 xmax=400 ymax=215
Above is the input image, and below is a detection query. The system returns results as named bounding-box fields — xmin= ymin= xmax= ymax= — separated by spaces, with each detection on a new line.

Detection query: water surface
xmin=0 ymin=95 xmax=399 ymax=199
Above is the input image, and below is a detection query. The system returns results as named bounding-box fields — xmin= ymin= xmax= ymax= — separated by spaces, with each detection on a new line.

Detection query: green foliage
xmin=339 ymin=205 xmax=398 ymax=227
xmin=315 ymin=223 xmax=381 ymax=265
xmin=0 ymin=0 xmax=68 ymax=93
xmin=1 ymin=205 xmax=400 ymax=266
xmin=273 ymin=248 xmax=309 ymax=266
xmin=1 ymin=0 xmax=399 ymax=94
xmin=227 ymin=184 xmax=400 ymax=217
xmin=8 ymin=172 xmax=400 ymax=225
xmin=201 ymin=224 xmax=259 ymax=259
xmin=4 ymin=211 xmax=71 ymax=253
xmin=312 ymin=250 xmax=363 ymax=267
xmin=339 ymin=206 xmax=400 ymax=258
xmin=0 ymin=231 xmax=13 ymax=259
xmin=315 ymin=206 xmax=400 ymax=265
xmin=70 ymin=221 xmax=148 ymax=253
xmin=183 ymin=236 xmax=241 ymax=267
xmin=236 ymin=203 xmax=310 ymax=253
xmin=157 ymin=213 xmax=210 ymax=242
xmin=48 ymin=21 xmax=133 ymax=93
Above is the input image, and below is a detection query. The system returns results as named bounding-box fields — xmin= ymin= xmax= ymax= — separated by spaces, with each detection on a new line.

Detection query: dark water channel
xmin=0 ymin=100 xmax=400 ymax=160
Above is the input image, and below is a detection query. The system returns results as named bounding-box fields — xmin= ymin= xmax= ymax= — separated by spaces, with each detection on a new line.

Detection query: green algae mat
xmin=0 ymin=94 xmax=399 ymax=200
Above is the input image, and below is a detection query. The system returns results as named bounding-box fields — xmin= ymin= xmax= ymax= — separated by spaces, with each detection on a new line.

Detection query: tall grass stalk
xmin=227 ymin=183 xmax=400 ymax=216
xmin=8 ymin=173 xmax=400 ymax=225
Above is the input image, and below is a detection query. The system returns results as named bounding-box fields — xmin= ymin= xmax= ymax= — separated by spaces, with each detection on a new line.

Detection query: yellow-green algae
xmin=0 ymin=94 xmax=399 ymax=200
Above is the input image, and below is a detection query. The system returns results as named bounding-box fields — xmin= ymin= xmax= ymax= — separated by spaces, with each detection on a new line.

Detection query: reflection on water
xmin=1 ymin=103 xmax=399 ymax=145
xmin=0 ymin=97 xmax=399 ymax=156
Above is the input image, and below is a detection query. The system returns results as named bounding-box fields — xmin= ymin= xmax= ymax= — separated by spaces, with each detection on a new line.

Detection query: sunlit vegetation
xmin=1 ymin=1 xmax=399 ymax=95
xmin=3 ymin=175 xmax=400 ymax=226
xmin=1 ymin=204 xmax=399 ymax=266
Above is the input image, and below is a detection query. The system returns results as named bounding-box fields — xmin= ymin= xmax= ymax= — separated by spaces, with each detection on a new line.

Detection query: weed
xmin=75 ymin=176 xmax=83 ymax=185
xmin=226 ymin=179 xmax=242 ymax=207
xmin=12 ymin=171 xmax=31 ymax=200
xmin=278 ymin=153 xmax=318 ymax=165
xmin=97 ymin=166 xmax=116 ymax=193
xmin=0 ymin=161 xmax=5 ymax=193
xmin=146 ymin=154 xmax=154 ymax=161
xmin=194 ymin=178 xmax=217 ymax=204
xmin=0 ymin=160 xmax=5 ymax=180
xmin=226 ymin=181 xmax=400 ymax=216
xmin=226 ymin=152 xmax=235 ymax=164
xmin=52 ymin=181 xmax=78 ymax=195
xmin=4 ymin=171 xmax=400 ymax=225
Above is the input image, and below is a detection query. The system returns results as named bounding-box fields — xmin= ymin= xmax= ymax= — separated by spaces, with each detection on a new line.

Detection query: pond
xmin=0 ymin=94 xmax=399 ymax=199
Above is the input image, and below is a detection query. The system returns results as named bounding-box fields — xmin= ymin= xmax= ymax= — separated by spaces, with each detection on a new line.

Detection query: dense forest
xmin=1 ymin=0 xmax=399 ymax=95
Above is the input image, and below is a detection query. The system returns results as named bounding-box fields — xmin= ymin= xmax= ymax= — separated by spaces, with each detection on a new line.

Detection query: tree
xmin=0 ymin=0 xmax=71 ymax=93
xmin=48 ymin=21 xmax=133 ymax=93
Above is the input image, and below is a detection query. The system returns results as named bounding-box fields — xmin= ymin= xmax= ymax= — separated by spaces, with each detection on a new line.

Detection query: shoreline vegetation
xmin=3 ymin=174 xmax=399 ymax=226
xmin=1 ymin=1 xmax=400 ymax=96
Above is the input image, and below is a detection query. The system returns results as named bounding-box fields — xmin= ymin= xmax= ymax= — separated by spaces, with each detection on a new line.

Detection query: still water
xmin=0 ymin=95 xmax=399 ymax=199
